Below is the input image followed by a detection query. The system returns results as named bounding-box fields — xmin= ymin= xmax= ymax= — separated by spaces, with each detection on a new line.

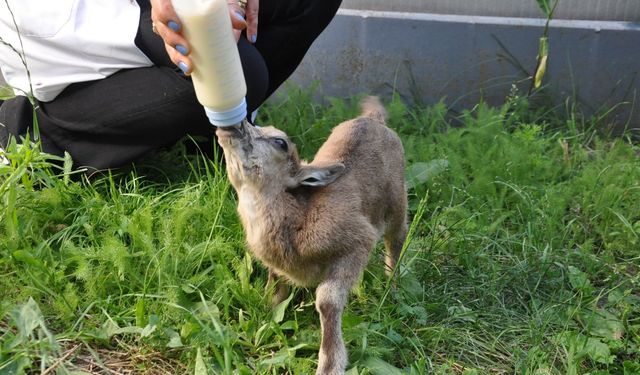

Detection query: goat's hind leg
xmin=267 ymin=268 xmax=290 ymax=307
xmin=383 ymin=187 xmax=408 ymax=278
xmin=383 ymin=219 xmax=408 ymax=279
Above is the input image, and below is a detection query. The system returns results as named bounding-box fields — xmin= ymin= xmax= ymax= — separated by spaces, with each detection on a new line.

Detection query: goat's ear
xmin=295 ymin=163 xmax=345 ymax=187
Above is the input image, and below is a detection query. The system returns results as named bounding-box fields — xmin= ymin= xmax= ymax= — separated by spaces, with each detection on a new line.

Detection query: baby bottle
xmin=172 ymin=0 xmax=247 ymax=127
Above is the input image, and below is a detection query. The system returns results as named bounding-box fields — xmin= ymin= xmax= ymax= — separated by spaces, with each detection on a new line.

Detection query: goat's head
xmin=216 ymin=121 xmax=345 ymax=193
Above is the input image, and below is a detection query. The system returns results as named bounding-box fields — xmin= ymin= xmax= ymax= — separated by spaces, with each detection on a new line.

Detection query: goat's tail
xmin=360 ymin=96 xmax=388 ymax=123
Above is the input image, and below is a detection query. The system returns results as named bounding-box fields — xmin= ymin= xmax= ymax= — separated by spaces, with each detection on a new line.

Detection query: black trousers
xmin=0 ymin=0 xmax=341 ymax=170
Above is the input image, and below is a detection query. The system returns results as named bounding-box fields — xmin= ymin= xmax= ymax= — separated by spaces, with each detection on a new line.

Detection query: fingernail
xmin=168 ymin=21 xmax=180 ymax=32
xmin=176 ymin=44 xmax=188 ymax=55
xmin=234 ymin=11 xmax=245 ymax=21
xmin=178 ymin=61 xmax=188 ymax=74
xmin=250 ymin=34 xmax=257 ymax=43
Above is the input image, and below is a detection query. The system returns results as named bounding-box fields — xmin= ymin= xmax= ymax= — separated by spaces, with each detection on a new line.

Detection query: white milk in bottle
xmin=172 ymin=0 xmax=247 ymax=127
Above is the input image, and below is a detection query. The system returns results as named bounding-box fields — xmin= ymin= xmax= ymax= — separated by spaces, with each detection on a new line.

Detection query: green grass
xmin=1 ymin=86 xmax=639 ymax=374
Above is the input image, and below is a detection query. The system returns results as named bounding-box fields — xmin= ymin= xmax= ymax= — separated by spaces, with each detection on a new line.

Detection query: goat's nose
xmin=215 ymin=120 xmax=246 ymax=139
xmin=226 ymin=120 xmax=248 ymax=137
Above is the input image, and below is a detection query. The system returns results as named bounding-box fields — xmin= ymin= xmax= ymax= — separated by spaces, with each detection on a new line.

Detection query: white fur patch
xmin=238 ymin=187 xmax=265 ymax=248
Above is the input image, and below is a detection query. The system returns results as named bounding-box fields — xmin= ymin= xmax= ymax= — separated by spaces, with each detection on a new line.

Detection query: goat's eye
xmin=273 ymin=138 xmax=288 ymax=152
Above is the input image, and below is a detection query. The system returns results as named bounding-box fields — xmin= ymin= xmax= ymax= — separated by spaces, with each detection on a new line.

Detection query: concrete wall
xmin=288 ymin=9 xmax=640 ymax=132
xmin=341 ymin=0 xmax=640 ymax=22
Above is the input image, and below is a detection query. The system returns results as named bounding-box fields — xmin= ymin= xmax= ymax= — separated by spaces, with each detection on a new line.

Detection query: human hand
xmin=245 ymin=0 xmax=259 ymax=43
xmin=227 ymin=0 xmax=259 ymax=43
xmin=150 ymin=0 xmax=252 ymax=75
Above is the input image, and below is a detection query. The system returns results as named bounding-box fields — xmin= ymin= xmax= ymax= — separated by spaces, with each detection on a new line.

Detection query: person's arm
xmin=150 ymin=0 xmax=258 ymax=74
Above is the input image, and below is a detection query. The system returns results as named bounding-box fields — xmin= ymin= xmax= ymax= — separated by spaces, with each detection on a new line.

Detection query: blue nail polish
xmin=250 ymin=34 xmax=257 ymax=43
xmin=176 ymin=44 xmax=188 ymax=56
xmin=234 ymin=11 xmax=245 ymax=21
xmin=178 ymin=61 xmax=188 ymax=74
xmin=168 ymin=21 xmax=180 ymax=32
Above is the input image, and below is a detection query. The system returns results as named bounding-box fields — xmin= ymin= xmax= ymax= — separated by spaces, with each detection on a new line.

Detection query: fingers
xmin=151 ymin=0 xmax=180 ymax=29
xmin=227 ymin=2 xmax=248 ymax=43
xmin=164 ymin=42 xmax=192 ymax=75
xmin=245 ymin=0 xmax=259 ymax=43
xmin=227 ymin=1 xmax=248 ymax=30
xmin=151 ymin=0 xmax=192 ymax=73
xmin=227 ymin=0 xmax=256 ymax=43
xmin=228 ymin=8 xmax=246 ymax=42
xmin=150 ymin=0 xmax=257 ymax=74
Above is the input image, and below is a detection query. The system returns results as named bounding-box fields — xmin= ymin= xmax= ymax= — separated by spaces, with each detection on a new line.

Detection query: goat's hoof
xmin=316 ymin=361 xmax=346 ymax=375
xmin=315 ymin=369 xmax=344 ymax=375
xmin=269 ymin=286 xmax=290 ymax=307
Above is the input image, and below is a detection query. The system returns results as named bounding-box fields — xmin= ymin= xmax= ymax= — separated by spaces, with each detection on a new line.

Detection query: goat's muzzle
xmin=216 ymin=120 xmax=250 ymax=141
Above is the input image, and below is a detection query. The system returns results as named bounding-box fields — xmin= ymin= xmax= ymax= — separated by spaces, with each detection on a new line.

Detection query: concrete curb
xmin=288 ymin=9 xmax=640 ymax=131
xmin=341 ymin=0 xmax=640 ymax=22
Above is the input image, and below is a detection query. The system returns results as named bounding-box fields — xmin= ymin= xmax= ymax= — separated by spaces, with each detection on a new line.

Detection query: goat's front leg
xmin=315 ymin=279 xmax=349 ymax=375
xmin=267 ymin=268 xmax=290 ymax=307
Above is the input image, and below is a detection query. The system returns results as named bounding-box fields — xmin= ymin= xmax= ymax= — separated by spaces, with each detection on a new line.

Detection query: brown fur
xmin=216 ymin=96 xmax=408 ymax=375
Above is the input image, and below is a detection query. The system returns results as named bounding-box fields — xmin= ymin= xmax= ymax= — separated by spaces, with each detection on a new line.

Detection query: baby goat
xmin=216 ymin=96 xmax=407 ymax=375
